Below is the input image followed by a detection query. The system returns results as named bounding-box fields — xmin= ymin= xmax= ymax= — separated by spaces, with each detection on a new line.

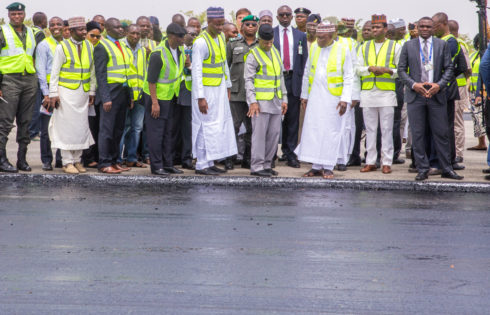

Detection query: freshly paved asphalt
xmin=1 ymin=183 xmax=489 ymax=314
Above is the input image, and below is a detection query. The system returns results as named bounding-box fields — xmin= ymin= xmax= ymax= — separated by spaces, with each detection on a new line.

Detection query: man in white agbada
xmin=191 ymin=6 xmax=237 ymax=175
xmin=48 ymin=17 xmax=96 ymax=174
xmin=295 ymin=22 xmax=354 ymax=179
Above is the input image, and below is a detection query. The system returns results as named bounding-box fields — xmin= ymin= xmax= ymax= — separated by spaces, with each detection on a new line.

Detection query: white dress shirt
xmin=278 ymin=25 xmax=294 ymax=69
xmin=418 ymin=36 xmax=434 ymax=83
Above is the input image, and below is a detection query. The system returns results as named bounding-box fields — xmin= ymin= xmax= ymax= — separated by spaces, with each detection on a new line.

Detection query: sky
xmin=2 ymin=0 xmax=483 ymax=37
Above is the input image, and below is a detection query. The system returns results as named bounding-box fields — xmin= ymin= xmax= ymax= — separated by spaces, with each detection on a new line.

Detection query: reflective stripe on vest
xmin=470 ymin=52 xmax=480 ymax=92
xmin=123 ymin=42 xmax=147 ymax=101
xmin=99 ymin=38 xmax=132 ymax=84
xmin=338 ymin=36 xmax=355 ymax=51
xmin=361 ymin=39 xmax=396 ymax=91
xmin=0 ymin=24 xmax=36 ymax=74
xmin=44 ymin=36 xmax=59 ymax=83
xmin=250 ymin=46 xmax=282 ymax=101
xmin=441 ymin=34 xmax=461 ymax=61
xmin=59 ymin=39 xmax=93 ymax=92
xmin=308 ymin=41 xmax=347 ymax=97
xmin=199 ymin=31 xmax=227 ymax=86
xmin=455 ymin=38 xmax=469 ymax=87
xmin=142 ymin=40 xmax=184 ymax=100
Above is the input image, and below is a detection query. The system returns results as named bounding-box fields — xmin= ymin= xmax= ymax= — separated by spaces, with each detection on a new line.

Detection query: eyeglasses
xmin=244 ymin=22 xmax=257 ymax=27
xmin=279 ymin=13 xmax=292 ymax=17
xmin=188 ymin=33 xmax=198 ymax=37
xmin=90 ymin=34 xmax=101 ymax=39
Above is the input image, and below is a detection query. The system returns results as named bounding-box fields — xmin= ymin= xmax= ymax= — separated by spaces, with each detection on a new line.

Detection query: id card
xmin=424 ymin=63 xmax=433 ymax=72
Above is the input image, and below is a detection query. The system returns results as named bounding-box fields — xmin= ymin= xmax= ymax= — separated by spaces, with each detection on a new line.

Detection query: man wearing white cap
xmin=191 ymin=7 xmax=237 ymax=175
xmin=259 ymin=10 xmax=273 ymax=26
xmin=48 ymin=17 xmax=96 ymax=174
xmin=296 ymin=23 xmax=354 ymax=179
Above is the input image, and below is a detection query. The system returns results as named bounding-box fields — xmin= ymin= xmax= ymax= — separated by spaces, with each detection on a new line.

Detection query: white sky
xmin=3 ymin=0 xmax=482 ymax=37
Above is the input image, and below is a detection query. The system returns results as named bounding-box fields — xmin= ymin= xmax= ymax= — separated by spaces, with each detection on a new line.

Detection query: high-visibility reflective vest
xmin=143 ymin=40 xmax=184 ymax=100
xmin=44 ymin=36 xmax=59 ymax=83
xmin=122 ymin=41 xmax=147 ymax=101
xmin=360 ymin=39 xmax=397 ymax=91
xmin=470 ymin=51 xmax=480 ymax=92
xmin=99 ymin=38 xmax=133 ymax=84
xmin=250 ymin=46 xmax=282 ymax=100
xmin=0 ymin=24 xmax=36 ymax=74
xmin=404 ymin=33 xmax=411 ymax=42
xmin=149 ymin=39 xmax=157 ymax=51
xmin=308 ymin=41 xmax=347 ymax=96
xmin=59 ymin=39 xmax=93 ymax=92
xmin=441 ymin=34 xmax=461 ymax=61
xmin=338 ymin=36 xmax=356 ymax=51
xmin=455 ymin=38 xmax=469 ymax=87
xmin=198 ymin=31 xmax=227 ymax=86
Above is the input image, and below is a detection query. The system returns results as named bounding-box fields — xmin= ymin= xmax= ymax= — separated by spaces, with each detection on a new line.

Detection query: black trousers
xmin=40 ymin=113 xmax=61 ymax=165
xmin=98 ymin=87 xmax=130 ymax=169
xmin=350 ymin=105 xmax=364 ymax=162
xmin=408 ymin=96 xmax=452 ymax=173
xmin=229 ymin=101 xmax=252 ymax=161
xmin=281 ymin=74 xmax=300 ymax=160
xmin=171 ymin=104 xmax=192 ymax=165
xmin=82 ymin=103 xmax=100 ymax=165
xmin=145 ymin=94 xmax=175 ymax=171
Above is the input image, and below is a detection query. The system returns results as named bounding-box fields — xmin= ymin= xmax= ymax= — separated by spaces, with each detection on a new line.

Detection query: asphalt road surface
xmin=1 ymin=183 xmax=489 ymax=314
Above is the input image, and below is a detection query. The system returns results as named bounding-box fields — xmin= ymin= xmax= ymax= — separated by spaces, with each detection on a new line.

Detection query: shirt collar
xmin=123 ymin=38 xmax=141 ymax=52
xmin=282 ymin=25 xmax=292 ymax=33
xmin=70 ymin=37 xmax=83 ymax=45
xmin=420 ymin=36 xmax=433 ymax=44
xmin=106 ymin=34 xmax=117 ymax=43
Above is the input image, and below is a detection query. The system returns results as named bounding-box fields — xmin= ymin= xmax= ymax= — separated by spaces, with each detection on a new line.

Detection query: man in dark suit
xmin=398 ymin=17 xmax=463 ymax=181
xmin=273 ymin=5 xmax=308 ymax=168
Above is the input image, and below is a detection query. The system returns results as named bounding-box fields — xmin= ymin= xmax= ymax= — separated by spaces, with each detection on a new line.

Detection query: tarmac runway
xmin=1 ymin=183 xmax=489 ymax=314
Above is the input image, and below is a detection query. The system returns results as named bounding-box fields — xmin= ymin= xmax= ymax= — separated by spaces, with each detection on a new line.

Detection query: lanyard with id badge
xmin=420 ymin=41 xmax=433 ymax=72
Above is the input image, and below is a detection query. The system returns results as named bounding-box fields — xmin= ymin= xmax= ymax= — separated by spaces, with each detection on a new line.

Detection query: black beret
xmin=294 ymin=7 xmax=311 ymax=15
xmin=166 ymin=23 xmax=187 ymax=36
xmin=258 ymin=24 xmax=274 ymax=41
xmin=6 ymin=2 xmax=25 ymax=11
xmin=307 ymin=14 xmax=321 ymax=24
xmin=86 ymin=21 xmax=101 ymax=33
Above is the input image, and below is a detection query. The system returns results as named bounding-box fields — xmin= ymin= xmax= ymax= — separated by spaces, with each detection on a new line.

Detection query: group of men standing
xmin=0 ymin=2 xmax=480 ymax=180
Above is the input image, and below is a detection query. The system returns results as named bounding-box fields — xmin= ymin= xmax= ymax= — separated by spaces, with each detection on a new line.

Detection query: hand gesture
xmin=198 ymin=98 xmax=208 ymax=114
xmin=337 ymin=101 xmax=347 ymax=116
xmin=247 ymin=102 xmax=260 ymax=117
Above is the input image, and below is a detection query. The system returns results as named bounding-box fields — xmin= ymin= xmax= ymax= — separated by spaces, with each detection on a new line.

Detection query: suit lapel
xmin=291 ymin=27 xmax=297 ymax=61
xmin=273 ymin=27 xmax=280 ymax=51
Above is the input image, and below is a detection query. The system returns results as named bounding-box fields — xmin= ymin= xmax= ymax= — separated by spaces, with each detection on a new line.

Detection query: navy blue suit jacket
xmin=273 ymin=26 xmax=308 ymax=98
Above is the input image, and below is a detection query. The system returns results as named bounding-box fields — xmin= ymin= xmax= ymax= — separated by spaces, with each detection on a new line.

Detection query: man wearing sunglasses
xmin=273 ymin=5 xmax=308 ymax=168
xmin=226 ymin=15 xmax=259 ymax=170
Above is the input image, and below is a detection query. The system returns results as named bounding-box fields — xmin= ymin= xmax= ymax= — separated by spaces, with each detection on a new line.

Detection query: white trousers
xmin=195 ymin=126 xmax=215 ymax=170
xmin=363 ymin=106 xmax=394 ymax=166
xmin=61 ymin=150 xmax=82 ymax=165
xmin=312 ymin=163 xmax=334 ymax=171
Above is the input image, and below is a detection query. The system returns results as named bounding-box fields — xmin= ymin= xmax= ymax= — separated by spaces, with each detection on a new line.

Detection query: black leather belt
xmin=283 ymin=70 xmax=293 ymax=76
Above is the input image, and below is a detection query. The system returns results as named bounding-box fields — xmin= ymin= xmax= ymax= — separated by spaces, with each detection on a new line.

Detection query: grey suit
xmin=398 ymin=37 xmax=454 ymax=173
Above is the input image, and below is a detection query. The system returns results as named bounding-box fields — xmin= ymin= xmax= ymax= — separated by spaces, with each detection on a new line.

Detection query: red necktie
xmin=114 ymin=40 xmax=125 ymax=61
xmin=283 ymin=28 xmax=290 ymax=71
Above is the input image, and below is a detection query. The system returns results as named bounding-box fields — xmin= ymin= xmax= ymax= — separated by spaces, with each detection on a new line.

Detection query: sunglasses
xmin=244 ymin=22 xmax=257 ymax=27
xmin=279 ymin=13 xmax=292 ymax=17
xmin=90 ymin=34 xmax=101 ymax=39
xmin=188 ymin=33 xmax=198 ymax=36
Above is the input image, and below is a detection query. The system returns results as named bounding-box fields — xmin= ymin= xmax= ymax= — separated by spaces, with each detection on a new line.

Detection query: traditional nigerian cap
xmin=336 ymin=21 xmax=349 ymax=35
xmin=372 ymin=14 xmax=387 ymax=24
xmin=207 ymin=7 xmax=225 ymax=19
xmin=307 ymin=14 xmax=322 ymax=24
xmin=258 ymin=24 xmax=274 ymax=40
xmin=389 ymin=18 xmax=406 ymax=29
xmin=242 ymin=15 xmax=259 ymax=23
xmin=149 ymin=16 xmax=159 ymax=26
xmin=166 ymin=22 xmax=187 ymax=36
xmin=6 ymin=2 xmax=25 ymax=11
xmin=341 ymin=18 xmax=356 ymax=28
xmin=316 ymin=22 xmax=336 ymax=34
xmin=259 ymin=10 xmax=273 ymax=19
xmin=68 ymin=17 xmax=86 ymax=29
xmin=294 ymin=7 xmax=311 ymax=15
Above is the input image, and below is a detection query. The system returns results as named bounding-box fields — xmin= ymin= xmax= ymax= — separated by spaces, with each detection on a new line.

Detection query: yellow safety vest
xmin=0 ymin=24 xmax=36 ymax=74
xmin=149 ymin=39 xmax=157 ymax=51
xmin=122 ymin=41 xmax=147 ymax=101
xmin=470 ymin=52 xmax=480 ymax=92
xmin=59 ymin=39 xmax=93 ymax=92
xmin=338 ymin=36 xmax=356 ymax=51
xmin=308 ymin=41 xmax=347 ymax=96
xmin=441 ymin=34 xmax=461 ymax=61
xmin=455 ymin=38 xmax=469 ymax=87
xmin=99 ymin=38 xmax=133 ymax=84
xmin=198 ymin=31 xmax=227 ymax=86
xmin=250 ymin=46 xmax=283 ymax=100
xmin=143 ymin=40 xmax=184 ymax=100
xmin=44 ymin=36 xmax=59 ymax=83
xmin=361 ymin=39 xmax=397 ymax=91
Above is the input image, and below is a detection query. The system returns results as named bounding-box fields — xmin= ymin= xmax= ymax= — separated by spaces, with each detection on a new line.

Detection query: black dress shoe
xmin=16 ymin=160 xmax=31 ymax=172
xmin=482 ymin=168 xmax=490 ymax=174
xmin=264 ymin=168 xmax=278 ymax=176
xmin=415 ymin=171 xmax=429 ymax=181
xmin=452 ymin=163 xmax=465 ymax=170
xmin=55 ymin=160 xmax=63 ymax=168
xmin=485 ymin=175 xmax=490 ymax=181
xmin=251 ymin=169 xmax=272 ymax=177
xmin=393 ymin=158 xmax=405 ymax=164
xmin=42 ymin=163 xmax=53 ymax=171
xmin=336 ymin=164 xmax=347 ymax=171
xmin=182 ymin=162 xmax=195 ymax=170
xmin=164 ymin=166 xmax=184 ymax=174
xmin=0 ymin=159 xmax=18 ymax=173
xmin=278 ymin=154 xmax=287 ymax=162
xmin=454 ymin=156 xmax=464 ymax=163
xmin=287 ymin=159 xmax=300 ymax=168
xmin=441 ymin=170 xmax=464 ymax=180
xmin=196 ymin=167 xmax=219 ymax=175
xmin=241 ymin=160 xmax=251 ymax=169
xmin=210 ymin=165 xmax=227 ymax=173
xmin=271 ymin=159 xmax=275 ymax=168
xmin=224 ymin=158 xmax=234 ymax=170
xmin=152 ymin=169 xmax=170 ymax=176
xmin=346 ymin=158 xmax=361 ymax=167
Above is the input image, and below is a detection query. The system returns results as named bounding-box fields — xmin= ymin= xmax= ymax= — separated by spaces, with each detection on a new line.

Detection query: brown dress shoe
xmin=360 ymin=164 xmax=377 ymax=172
xmin=114 ymin=163 xmax=131 ymax=172
xmin=99 ymin=166 xmax=122 ymax=174
xmin=382 ymin=165 xmax=392 ymax=174
xmin=126 ymin=161 xmax=147 ymax=168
